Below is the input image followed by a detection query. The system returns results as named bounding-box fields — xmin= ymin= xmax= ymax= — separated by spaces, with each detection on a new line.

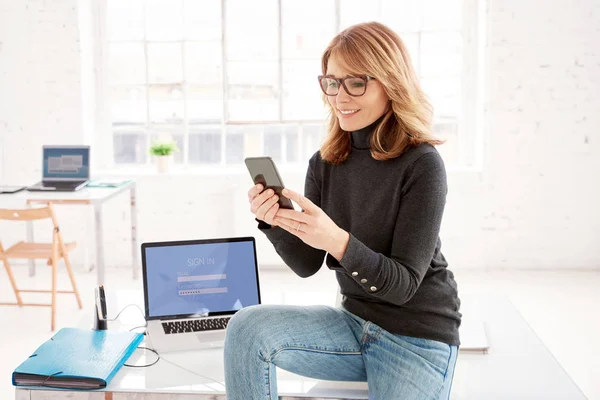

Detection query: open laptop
xmin=27 ymin=145 xmax=90 ymax=192
xmin=142 ymin=237 xmax=261 ymax=353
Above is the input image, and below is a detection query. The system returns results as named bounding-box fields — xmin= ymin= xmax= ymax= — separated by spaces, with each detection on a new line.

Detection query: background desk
xmin=0 ymin=182 xmax=138 ymax=284
xmin=13 ymin=293 xmax=586 ymax=399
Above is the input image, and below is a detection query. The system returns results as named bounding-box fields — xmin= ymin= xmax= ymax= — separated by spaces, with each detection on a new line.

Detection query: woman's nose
xmin=336 ymin=86 xmax=351 ymax=102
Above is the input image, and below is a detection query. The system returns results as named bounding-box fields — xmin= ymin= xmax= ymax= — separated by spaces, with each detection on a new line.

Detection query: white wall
xmin=0 ymin=0 xmax=599 ymax=271
xmin=456 ymin=0 xmax=600 ymax=269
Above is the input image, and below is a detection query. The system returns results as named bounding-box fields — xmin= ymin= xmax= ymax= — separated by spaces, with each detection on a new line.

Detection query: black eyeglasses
xmin=318 ymin=75 xmax=375 ymax=97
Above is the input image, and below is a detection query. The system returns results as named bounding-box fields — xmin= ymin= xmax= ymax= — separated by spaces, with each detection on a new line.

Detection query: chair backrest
xmin=0 ymin=207 xmax=53 ymax=222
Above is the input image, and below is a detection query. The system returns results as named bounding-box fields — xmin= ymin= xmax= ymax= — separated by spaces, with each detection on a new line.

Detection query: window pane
xmin=110 ymin=86 xmax=147 ymax=123
xmin=302 ymin=124 xmax=325 ymax=160
xmin=145 ymin=0 xmax=183 ymax=41
xmin=189 ymin=128 xmax=222 ymax=164
xmin=281 ymin=0 xmax=335 ymax=60
xmin=227 ymin=62 xmax=279 ymax=121
xmin=380 ymin=0 xmax=422 ymax=33
xmin=399 ymin=33 xmax=420 ymax=73
xmin=150 ymin=133 xmax=184 ymax=164
xmin=284 ymin=126 xmax=300 ymax=163
xmin=421 ymin=77 xmax=461 ymax=118
xmin=422 ymin=0 xmax=462 ymax=31
xmin=147 ymin=43 xmax=183 ymax=84
xmin=183 ymin=0 xmax=221 ymax=41
xmin=282 ymin=60 xmax=328 ymax=121
xmin=186 ymin=41 xmax=223 ymax=122
xmin=433 ymin=118 xmax=459 ymax=138
xmin=114 ymin=132 xmax=148 ymax=163
xmin=420 ymin=32 xmax=462 ymax=77
xmin=148 ymin=84 xmax=184 ymax=124
xmin=108 ymin=43 xmax=146 ymax=85
xmin=226 ymin=134 xmax=243 ymax=164
xmin=188 ymin=84 xmax=223 ymax=123
xmin=185 ymin=42 xmax=222 ymax=85
xmin=226 ymin=0 xmax=278 ymax=61
xmin=226 ymin=125 xmax=261 ymax=163
xmin=434 ymin=118 xmax=460 ymax=165
xmin=107 ymin=0 xmax=144 ymax=41
xmin=264 ymin=126 xmax=283 ymax=163
xmin=339 ymin=0 xmax=382 ymax=30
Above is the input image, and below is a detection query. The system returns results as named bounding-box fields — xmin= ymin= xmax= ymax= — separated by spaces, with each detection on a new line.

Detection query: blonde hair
xmin=320 ymin=22 xmax=443 ymax=164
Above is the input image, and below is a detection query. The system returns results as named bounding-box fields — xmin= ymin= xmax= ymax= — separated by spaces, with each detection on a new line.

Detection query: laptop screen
xmin=143 ymin=238 xmax=260 ymax=320
xmin=43 ymin=146 xmax=90 ymax=180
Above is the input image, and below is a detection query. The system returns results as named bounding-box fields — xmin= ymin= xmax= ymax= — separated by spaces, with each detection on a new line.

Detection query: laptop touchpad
xmin=197 ymin=332 xmax=225 ymax=342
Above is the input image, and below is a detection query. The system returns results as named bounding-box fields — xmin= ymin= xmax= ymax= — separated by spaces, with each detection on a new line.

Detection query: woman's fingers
xmin=256 ymin=194 xmax=279 ymax=221
xmin=247 ymin=184 xmax=264 ymax=202
xmin=250 ymin=189 xmax=275 ymax=214
xmin=276 ymin=208 xmax=312 ymax=224
xmin=263 ymin=202 xmax=280 ymax=226
xmin=274 ymin=215 xmax=305 ymax=233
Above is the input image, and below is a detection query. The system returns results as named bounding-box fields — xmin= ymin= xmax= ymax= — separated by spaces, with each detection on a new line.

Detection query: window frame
xmin=97 ymin=0 xmax=485 ymax=171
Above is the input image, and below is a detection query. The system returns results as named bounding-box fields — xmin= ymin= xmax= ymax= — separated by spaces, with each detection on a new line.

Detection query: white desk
xmin=14 ymin=292 xmax=587 ymax=399
xmin=0 ymin=182 xmax=139 ymax=284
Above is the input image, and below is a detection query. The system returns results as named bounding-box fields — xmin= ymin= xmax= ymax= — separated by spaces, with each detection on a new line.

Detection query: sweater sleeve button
xmin=370 ymin=286 xmax=377 ymax=292
xmin=351 ymin=272 xmax=358 ymax=277
xmin=360 ymin=279 xmax=367 ymax=283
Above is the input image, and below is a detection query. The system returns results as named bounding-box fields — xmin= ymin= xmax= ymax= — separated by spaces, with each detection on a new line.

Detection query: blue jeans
xmin=224 ymin=305 xmax=458 ymax=399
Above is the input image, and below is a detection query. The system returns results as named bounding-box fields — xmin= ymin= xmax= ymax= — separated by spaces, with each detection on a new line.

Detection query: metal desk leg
xmin=26 ymin=202 xmax=35 ymax=276
xmin=94 ymin=203 xmax=105 ymax=285
xmin=130 ymin=184 xmax=139 ymax=279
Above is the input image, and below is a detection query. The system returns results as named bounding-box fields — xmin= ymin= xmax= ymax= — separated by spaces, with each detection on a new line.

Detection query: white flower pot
xmin=155 ymin=155 xmax=172 ymax=174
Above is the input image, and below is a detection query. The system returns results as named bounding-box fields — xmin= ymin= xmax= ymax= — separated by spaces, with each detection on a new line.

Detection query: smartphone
xmin=244 ymin=156 xmax=294 ymax=210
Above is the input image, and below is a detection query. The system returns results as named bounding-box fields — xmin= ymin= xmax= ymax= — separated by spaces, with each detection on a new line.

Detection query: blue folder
xmin=12 ymin=328 xmax=144 ymax=389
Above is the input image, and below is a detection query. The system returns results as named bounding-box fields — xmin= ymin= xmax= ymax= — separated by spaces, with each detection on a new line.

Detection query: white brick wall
xmin=474 ymin=0 xmax=600 ymax=268
xmin=0 ymin=0 xmax=84 ymax=183
xmin=0 ymin=0 xmax=599 ymax=271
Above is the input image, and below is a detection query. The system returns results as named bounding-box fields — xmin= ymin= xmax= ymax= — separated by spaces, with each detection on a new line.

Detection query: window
xmin=107 ymin=0 xmax=482 ymax=167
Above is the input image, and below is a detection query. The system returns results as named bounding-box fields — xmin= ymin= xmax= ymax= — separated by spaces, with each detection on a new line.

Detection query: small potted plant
xmin=149 ymin=140 xmax=179 ymax=173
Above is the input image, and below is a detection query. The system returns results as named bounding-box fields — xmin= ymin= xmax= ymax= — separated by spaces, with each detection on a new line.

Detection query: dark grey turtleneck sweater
xmin=258 ymin=121 xmax=461 ymax=346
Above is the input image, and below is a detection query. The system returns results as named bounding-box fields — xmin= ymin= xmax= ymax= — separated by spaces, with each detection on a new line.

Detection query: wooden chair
xmin=0 ymin=204 xmax=82 ymax=331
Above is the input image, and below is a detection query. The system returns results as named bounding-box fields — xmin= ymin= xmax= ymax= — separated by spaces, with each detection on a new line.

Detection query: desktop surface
xmin=14 ymin=293 xmax=586 ymax=400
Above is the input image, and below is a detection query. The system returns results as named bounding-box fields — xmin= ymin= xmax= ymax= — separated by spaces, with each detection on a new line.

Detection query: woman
xmin=224 ymin=21 xmax=461 ymax=399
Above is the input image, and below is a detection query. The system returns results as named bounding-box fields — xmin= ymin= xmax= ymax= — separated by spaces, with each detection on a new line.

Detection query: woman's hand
xmin=274 ymin=188 xmax=350 ymax=261
xmin=248 ymin=184 xmax=280 ymax=227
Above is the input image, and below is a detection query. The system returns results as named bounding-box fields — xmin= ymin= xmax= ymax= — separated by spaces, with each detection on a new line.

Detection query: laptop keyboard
xmin=162 ymin=317 xmax=231 ymax=334
xmin=43 ymin=181 xmax=84 ymax=188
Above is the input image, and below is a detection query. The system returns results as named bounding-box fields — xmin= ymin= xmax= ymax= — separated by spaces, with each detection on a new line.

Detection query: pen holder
xmin=93 ymin=287 xmax=108 ymax=331
xmin=94 ymin=312 xmax=107 ymax=330
xmin=93 ymin=304 xmax=108 ymax=330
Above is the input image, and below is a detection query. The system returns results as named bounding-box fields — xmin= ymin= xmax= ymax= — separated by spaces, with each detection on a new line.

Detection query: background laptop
xmin=142 ymin=237 xmax=261 ymax=353
xmin=27 ymin=145 xmax=90 ymax=192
